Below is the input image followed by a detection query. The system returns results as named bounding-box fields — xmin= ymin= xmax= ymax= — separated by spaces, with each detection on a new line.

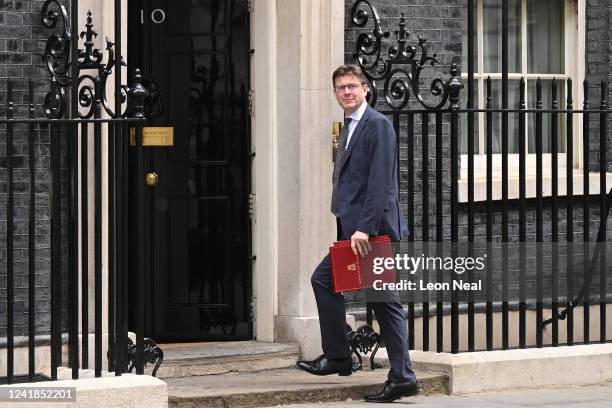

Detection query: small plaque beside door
xmin=130 ymin=127 xmax=174 ymax=146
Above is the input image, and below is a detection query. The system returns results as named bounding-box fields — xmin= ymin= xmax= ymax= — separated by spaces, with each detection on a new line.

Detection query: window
xmin=461 ymin=0 xmax=580 ymax=159
xmin=458 ymin=0 xmax=590 ymax=201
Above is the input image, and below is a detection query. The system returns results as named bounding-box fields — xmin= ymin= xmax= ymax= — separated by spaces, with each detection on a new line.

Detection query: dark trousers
xmin=310 ymin=221 xmax=417 ymax=383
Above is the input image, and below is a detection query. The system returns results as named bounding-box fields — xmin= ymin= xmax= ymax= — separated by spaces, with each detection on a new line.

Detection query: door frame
xmin=249 ymin=0 xmax=278 ymax=342
xmin=126 ymin=0 xmax=254 ymax=341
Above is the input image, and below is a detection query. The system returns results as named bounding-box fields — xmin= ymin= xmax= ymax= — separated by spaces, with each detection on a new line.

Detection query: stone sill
xmin=0 ymin=334 xmax=68 ymax=348
xmin=458 ymin=171 xmax=612 ymax=202
xmin=378 ymin=343 xmax=612 ymax=394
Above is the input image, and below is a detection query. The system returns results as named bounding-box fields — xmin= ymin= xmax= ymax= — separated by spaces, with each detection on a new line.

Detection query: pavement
xmin=261 ymin=382 xmax=612 ymax=408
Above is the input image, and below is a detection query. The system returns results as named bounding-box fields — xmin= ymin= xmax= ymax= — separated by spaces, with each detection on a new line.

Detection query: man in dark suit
xmin=296 ymin=64 xmax=418 ymax=403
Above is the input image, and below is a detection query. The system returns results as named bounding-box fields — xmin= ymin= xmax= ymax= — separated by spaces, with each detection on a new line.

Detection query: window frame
xmin=459 ymin=0 xmax=585 ymax=187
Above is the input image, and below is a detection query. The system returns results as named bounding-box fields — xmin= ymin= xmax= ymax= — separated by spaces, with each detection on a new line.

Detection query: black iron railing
xmin=0 ymin=81 xmax=149 ymax=384
xmin=348 ymin=0 xmax=612 ymax=353
xmin=0 ymin=1 xmax=160 ymax=384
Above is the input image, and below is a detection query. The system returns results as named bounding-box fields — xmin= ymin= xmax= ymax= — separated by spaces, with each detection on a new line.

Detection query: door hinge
xmin=248 ymin=0 xmax=254 ymax=14
xmin=248 ymin=90 xmax=255 ymax=117
xmin=249 ymin=193 xmax=256 ymax=221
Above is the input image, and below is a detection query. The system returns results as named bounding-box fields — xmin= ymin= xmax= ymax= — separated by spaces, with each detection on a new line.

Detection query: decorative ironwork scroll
xmin=351 ymin=0 xmax=462 ymax=110
xmin=41 ymin=3 xmax=162 ymax=119
xmin=41 ymin=0 xmax=70 ymax=118
xmin=127 ymin=337 xmax=164 ymax=377
xmin=346 ymin=324 xmax=383 ymax=371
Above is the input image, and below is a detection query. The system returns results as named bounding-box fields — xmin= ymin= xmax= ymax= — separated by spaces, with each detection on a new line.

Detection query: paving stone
xmin=260 ymin=382 xmax=612 ymax=408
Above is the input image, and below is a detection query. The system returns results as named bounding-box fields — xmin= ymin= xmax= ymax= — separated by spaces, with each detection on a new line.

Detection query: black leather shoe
xmin=364 ymin=380 xmax=419 ymax=403
xmin=296 ymin=354 xmax=353 ymax=376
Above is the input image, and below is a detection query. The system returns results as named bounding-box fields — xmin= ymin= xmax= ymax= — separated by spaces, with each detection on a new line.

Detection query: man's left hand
xmin=351 ymin=231 xmax=371 ymax=257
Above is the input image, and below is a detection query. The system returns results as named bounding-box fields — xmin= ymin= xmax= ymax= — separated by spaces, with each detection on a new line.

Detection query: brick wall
xmin=586 ymin=0 xmax=612 ymax=172
xmin=0 ymin=0 xmax=69 ymax=338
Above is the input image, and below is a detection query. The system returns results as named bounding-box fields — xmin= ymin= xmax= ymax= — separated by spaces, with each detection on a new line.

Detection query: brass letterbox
xmin=130 ymin=127 xmax=174 ymax=146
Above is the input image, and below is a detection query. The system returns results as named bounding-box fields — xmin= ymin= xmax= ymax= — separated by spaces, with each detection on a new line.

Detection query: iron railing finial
xmin=130 ymin=68 xmax=147 ymax=119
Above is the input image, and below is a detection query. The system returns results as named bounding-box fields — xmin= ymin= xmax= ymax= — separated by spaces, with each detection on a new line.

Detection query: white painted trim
xmin=461 ymin=153 xmax=567 ymax=178
xmin=459 ymin=171 xmax=612 ymax=202
xmin=251 ymin=0 xmax=278 ymax=342
xmin=521 ymin=0 xmax=527 ymax=77
xmin=477 ymin=0 xmax=485 ymax=155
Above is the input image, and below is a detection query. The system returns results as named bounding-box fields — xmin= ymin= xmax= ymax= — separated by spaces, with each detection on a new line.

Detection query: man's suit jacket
xmin=334 ymin=105 xmax=410 ymax=241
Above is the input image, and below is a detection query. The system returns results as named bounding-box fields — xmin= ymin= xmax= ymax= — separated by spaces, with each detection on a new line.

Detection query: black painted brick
xmin=0 ymin=0 xmax=68 ymax=338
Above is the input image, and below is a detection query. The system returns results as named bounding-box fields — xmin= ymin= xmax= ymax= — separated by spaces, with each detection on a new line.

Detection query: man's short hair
xmin=332 ymin=64 xmax=367 ymax=87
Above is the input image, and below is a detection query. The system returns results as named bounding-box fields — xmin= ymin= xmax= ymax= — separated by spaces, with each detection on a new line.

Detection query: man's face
xmin=333 ymin=74 xmax=368 ymax=114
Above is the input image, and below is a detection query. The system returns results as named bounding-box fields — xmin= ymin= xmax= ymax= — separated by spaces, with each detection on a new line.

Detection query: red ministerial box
xmin=360 ymin=236 xmax=396 ymax=290
xmin=330 ymin=242 xmax=361 ymax=293
xmin=330 ymin=235 xmax=396 ymax=293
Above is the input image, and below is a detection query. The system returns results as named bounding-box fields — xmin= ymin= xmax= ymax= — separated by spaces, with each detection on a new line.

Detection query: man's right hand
xmin=351 ymin=231 xmax=371 ymax=257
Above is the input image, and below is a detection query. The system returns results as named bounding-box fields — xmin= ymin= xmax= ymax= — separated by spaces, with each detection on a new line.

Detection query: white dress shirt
xmin=345 ymin=101 xmax=368 ymax=149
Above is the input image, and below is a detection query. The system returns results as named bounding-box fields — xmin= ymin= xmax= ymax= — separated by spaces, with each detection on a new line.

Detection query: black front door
xmin=129 ymin=0 xmax=252 ymax=341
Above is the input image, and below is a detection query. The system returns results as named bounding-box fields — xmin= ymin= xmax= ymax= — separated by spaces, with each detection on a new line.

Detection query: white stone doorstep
xmin=377 ymin=344 xmax=612 ymax=394
xmin=0 ymin=373 xmax=167 ymax=408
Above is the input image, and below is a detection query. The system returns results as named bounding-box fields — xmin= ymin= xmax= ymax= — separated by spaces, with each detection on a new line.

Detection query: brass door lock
xmin=145 ymin=172 xmax=159 ymax=186
xmin=332 ymin=121 xmax=341 ymax=162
